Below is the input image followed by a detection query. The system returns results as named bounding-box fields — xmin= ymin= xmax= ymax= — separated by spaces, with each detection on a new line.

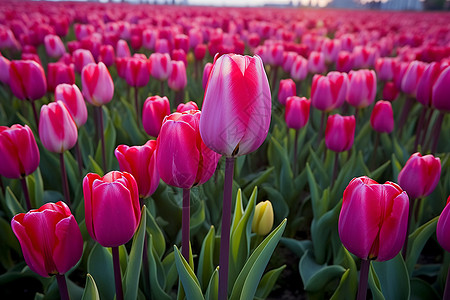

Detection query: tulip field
xmin=1 ymin=1 xmax=450 ymax=299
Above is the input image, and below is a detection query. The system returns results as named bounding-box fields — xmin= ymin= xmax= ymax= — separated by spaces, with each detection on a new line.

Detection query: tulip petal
xmin=53 ymin=215 xmax=83 ymax=274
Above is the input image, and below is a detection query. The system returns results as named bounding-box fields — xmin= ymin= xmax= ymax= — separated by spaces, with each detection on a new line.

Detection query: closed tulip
xmin=72 ymin=49 xmax=95 ymax=74
xmin=325 ymin=114 xmax=355 ymax=152
xmin=98 ymin=44 xmax=115 ymax=67
xmin=308 ymin=51 xmax=326 ymax=74
xmin=83 ymin=171 xmax=141 ymax=247
xmin=375 ymin=57 xmax=397 ymax=81
xmin=156 ymin=110 xmax=220 ymax=189
xmin=437 ymin=196 xmax=450 ymax=252
xmin=115 ymin=140 xmax=159 ymax=198
xmin=168 ymin=60 xmax=187 ymax=91
xmin=397 ymin=152 xmax=441 ymax=199
xmin=0 ymin=52 xmax=10 ymax=84
xmin=278 ymin=79 xmax=296 ymax=105
xmin=116 ymin=39 xmax=131 ymax=58
xmin=252 ymin=200 xmax=274 ymax=236
xmin=346 ymin=69 xmax=377 ymax=108
xmin=401 ymin=60 xmax=427 ymax=97
xmin=174 ymin=34 xmax=189 ymax=53
xmin=39 ymin=101 xmax=78 ymax=153
xmin=194 ymin=44 xmax=207 ymax=61
xmin=44 ymin=34 xmax=66 ymax=59
xmin=9 ymin=60 xmax=47 ymax=101
xmin=285 ymin=96 xmax=310 ymax=130
xmin=202 ymin=62 xmax=213 ymax=90
xmin=416 ymin=62 xmax=448 ymax=107
xmin=290 ymin=55 xmax=308 ymax=81
xmin=177 ymin=101 xmax=199 ymax=113
xmin=149 ymin=52 xmax=172 ymax=81
xmin=282 ymin=52 xmax=298 ymax=73
xmin=125 ymin=57 xmax=150 ymax=88
xmin=142 ymin=95 xmax=171 ymax=137
xmin=0 ymin=124 xmax=40 ymax=179
xmin=55 ymin=84 xmax=87 ymax=128
xmin=339 ymin=176 xmax=409 ymax=261
xmin=200 ymin=54 xmax=271 ymax=157
xmin=382 ymin=81 xmax=399 ymax=102
xmin=321 ymin=38 xmax=341 ymax=63
xmin=11 ymin=201 xmax=83 ymax=277
xmin=370 ymin=100 xmax=394 ymax=134
xmin=47 ymin=62 xmax=75 ymax=93
xmin=432 ymin=65 xmax=450 ymax=112
xmin=81 ymin=62 xmax=114 ymax=106
xmin=336 ymin=51 xmax=354 ymax=73
xmin=311 ymin=71 xmax=349 ymax=112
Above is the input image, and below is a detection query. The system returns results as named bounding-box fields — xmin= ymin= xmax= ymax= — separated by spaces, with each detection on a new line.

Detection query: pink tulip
xmin=290 ymin=55 xmax=308 ymax=81
xmin=202 ymin=62 xmax=213 ymax=90
xmin=401 ymin=60 xmax=427 ymax=97
xmin=72 ymin=49 xmax=95 ymax=74
xmin=44 ymin=34 xmax=66 ymax=59
xmin=346 ymin=69 xmax=377 ymax=108
xmin=156 ymin=110 xmax=220 ymax=189
xmin=125 ymin=57 xmax=150 ymax=88
xmin=432 ymin=65 xmax=450 ymax=112
xmin=11 ymin=201 xmax=83 ymax=277
xmin=47 ymin=62 xmax=75 ymax=93
xmin=21 ymin=53 xmax=42 ymax=66
xmin=285 ymin=96 xmax=310 ymax=130
xmin=311 ymin=71 xmax=349 ymax=112
xmin=0 ymin=124 xmax=40 ymax=179
xmin=9 ymin=60 xmax=47 ymax=101
xmin=398 ymin=152 xmax=441 ymax=199
xmin=382 ymin=82 xmax=399 ymax=102
xmin=171 ymin=49 xmax=187 ymax=67
xmin=0 ymin=53 xmax=10 ymax=84
xmin=115 ymin=140 xmax=159 ymax=198
xmin=194 ymin=44 xmax=207 ymax=61
xmin=83 ymin=171 xmax=141 ymax=247
xmin=177 ymin=101 xmax=199 ymax=113
xmin=142 ymin=29 xmax=157 ymax=51
xmin=98 ymin=45 xmax=116 ymax=67
xmin=339 ymin=176 xmax=409 ymax=261
xmin=353 ymin=46 xmax=379 ymax=69
xmin=55 ymin=84 xmax=87 ymax=128
xmin=168 ymin=60 xmax=187 ymax=92
xmin=116 ymin=39 xmax=131 ymax=58
xmin=81 ymin=62 xmax=114 ymax=106
xmin=370 ymin=100 xmax=394 ymax=134
xmin=325 ymin=114 xmax=355 ymax=152
xmin=282 ymin=52 xmax=298 ymax=73
xmin=39 ymin=101 xmax=78 ymax=153
xmin=336 ymin=51 xmax=354 ymax=73
xmin=174 ymin=34 xmax=189 ymax=53
xmin=266 ymin=42 xmax=284 ymax=67
xmin=200 ymin=54 xmax=271 ymax=157
xmin=155 ymin=38 xmax=170 ymax=54
xmin=416 ymin=62 xmax=448 ymax=107
xmin=375 ymin=57 xmax=397 ymax=81
xmin=189 ymin=28 xmax=203 ymax=49
xmin=308 ymin=51 xmax=326 ymax=74
xmin=321 ymin=38 xmax=341 ymax=63
xmin=142 ymin=95 xmax=171 ymax=137
xmin=149 ymin=52 xmax=172 ymax=81
xmin=437 ymin=196 xmax=450 ymax=252
xmin=278 ymin=78 xmax=296 ymax=106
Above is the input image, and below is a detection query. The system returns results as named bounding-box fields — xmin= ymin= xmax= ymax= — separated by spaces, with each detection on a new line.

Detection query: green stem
xmin=96 ymin=106 xmax=107 ymax=171
xmin=20 ymin=177 xmax=32 ymax=211
xmin=182 ymin=188 xmax=190 ymax=261
xmin=357 ymin=259 xmax=370 ymax=300
xmin=293 ymin=129 xmax=299 ymax=176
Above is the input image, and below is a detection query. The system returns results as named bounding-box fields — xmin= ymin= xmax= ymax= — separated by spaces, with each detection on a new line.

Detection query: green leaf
xmin=197 ymin=226 xmax=215 ymax=291
xmin=306 ymin=163 xmax=322 ymax=219
xmin=230 ymin=219 xmax=287 ymax=300
xmin=308 ymin=146 xmax=329 ymax=186
xmin=243 ymin=167 xmax=274 ymax=196
xmin=280 ymin=238 xmax=312 ymax=258
xmin=87 ymin=155 xmax=104 ymax=176
xmin=124 ymin=206 xmax=147 ymax=300
xmin=25 ymin=168 xmax=44 ymax=208
xmin=87 ymin=244 xmax=115 ymax=300
xmin=94 ymin=106 xmax=116 ymax=171
xmin=299 ymin=250 xmax=346 ymax=292
xmin=173 ymin=246 xmax=204 ymax=300
xmin=410 ymin=278 xmax=440 ymax=300
xmin=146 ymin=207 xmax=165 ymax=259
xmin=406 ymin=216 xmax=438 ymax=276
xmin=5 ymin=187 xmax=25 ymax=218
xmin=255 ymin=265 xmax=286 ymax=299
xmin=231 ymin=189 xmax=244 ymax=234
xmin=81 ymin=274 xmax=100 ymax=300
xmin=391 ymin=153 xmax=402 ymax=182
xmin=330 ymin=247 xmax=357 ymax=300
xmin=368 ymin=261 xmax=385 ymax=300
xmin=369 ymin=160 xmax=391 ymax=182
xmin=162 ymin=251 xmax=178 ymax=293
xmin=147 ymin=234 xmax=172 ymax=300
xmin=371 ymin=254 xmax=410 ymax=300
xmin=205 ymin=267 xmax=219 ymax=300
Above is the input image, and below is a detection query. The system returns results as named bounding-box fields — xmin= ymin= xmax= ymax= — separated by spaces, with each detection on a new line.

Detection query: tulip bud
xmin=72 ymin=49 xmax=95 ymax=74
xmin=81 ymin=62 xmax=114 ymax=106
xmin=116 ymin=39 xmax=131 ymax=58
xmin=432 ymin=65 xmax=450 ymax=112
xmin=47 ymin=62 xmax=75 ymax=93
xmin=149 ymin=52 xmax=172 ymax=81
xmin=174 ymin=34 xmax=189 ymax=53
xmin=11 ymin=201 xmax=83 ymax=277
xmin=278 ymin=79 xmax=296 ymax=106
xmin=142 ymin=95 xmax=171 ymax=137
xmin=266 ymin=42 xmax=284 ymax=67
xmin=339 ymin=176 xmax=409 ymax=261
xmin=202 ymin=62 xmax=213 ymax=90
xmin=401 ymin=60 xmax=427 ymax=97
xmin=370 ymin=100 xmax=394 ymax=134
xmin=172 ymin=49 xmax=187 ymax=67
xmin=168 ymin=60 xmax=187 ymax=92
xmin=437 ymin=196 xmax=450 ymax=252
xmin=397 ymin=152 xmax=441 ymax=199
xmin=282 ymin=52 xmax=297 ymax=73
xmin=115 ymin=140 xmax=159 ymax=198
xmin=290 ymin=55 xmax=308 ymax=81
xmin=177 ymin=101 xmax=199 ymax=113
xmin=285 ymin=96 xmax=310 ymax=130
xmin=39 ymin=101 xmax=78 ymax=153
xmin=311 ymin=71 xmax=349 ymax=112
xmin=98 ymin=45 xmax=115 ymax=67
xmin=0 ymin=124 xmax=40 ymax=179
xmin=0 ymin=53 xmax=10 ymax=84
xmin=321 ymin=38 xmax=341 ymax=63
xmin=9 ymin=60 xmax=47 ymax=101
xmin=125 ymin=57 xmax=150 ymax=88
xmin=308 ymin=51 xmax=326 ymax=74
xmin=252 ymin=200 xmax=274 ymax=236
xmin=375 ymin=57 xmax=397 ymax=81
xmin=336 ymin=51 xmax=354 ymax=73
xmin=200 ymin=54 xmax=271 ymax=157
xmin=325 ymin=114 xmax=355 ymax=152
xmin=55 ymin=84 xmax=87 ymax=128
xmin=44 ymin=34 xmax=66 ymax=59
xmin=156 ymin=110 xmax=220 ymax=189
xmin=194 ymin=44 xmax=207 ymax=61
xmin=83 ymin=171 xmax=141 ymax=247
xmin=346 ymin=69 xmax=377 ymax=108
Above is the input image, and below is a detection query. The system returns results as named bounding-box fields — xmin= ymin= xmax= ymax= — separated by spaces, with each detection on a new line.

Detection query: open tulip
xmin=83 ymin=171 xmax=141 ymax=247
xmin=115 ymin=140 xmax=159 ymax=198
xmin=252 ymin=200 xmax=274 ymax=236
xmin=325 ymin=114 xmax=355 ymax=152
xmin=278 ymin=79 xmax=296 ymax=106
xmin=11 ymin=201 xmax=83 ymax=278
xmin=142 ymin=95 xmax=171 ymax=137
xmin=397 ymin=152 xmax=441 ymax=200
xmin=55 ymin=84 xmax=87 ymax=128
xmin=370 ymin=100 xmax=394 ymax=134
xmin=81 ymin=62 xmax=114 ymax=106
xmin=339 ymin=176 xmax=409 ymax=261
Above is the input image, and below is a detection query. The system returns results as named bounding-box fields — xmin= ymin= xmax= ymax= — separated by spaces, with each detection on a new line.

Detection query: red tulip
xmin=311 ymin=71 xmax=349 ymax=112
xmin=9 ymin=60 xmax=47 ymax=101
xmin=346 ymin=69 xmax=377 ymax=108
xmin=81 ymin=62 xmax=114 ymax=106
xmin=39 ymin=101 xmax=78 ymax=153
xmin=339 ymin=176 xmax=409 ymax=261
xmin=171 ymin=49 xmax=187 ymax=67
xmin=194 ymin=44 xmax=207 ymax=61
xmin=382 ymin=81 xmax=399 ymax=102
xmin=174 ymin=34 xmax=189 ymax=53
xmin=177 ymin=101 xmax=199 ymax=113
xmin=370 ymin=100 xmax=394 ymax=134
xmin=278 ymin=79 xmax=296 ymax=106
xmin=156 ymin=110 xmax=220 ymax=189
xmin=83 ymin=171 xmax=141 ymax=247
xmin=437 ymin=196 xmax=450 ymax=252
xmin=325 ymin=114 xmax=355 ymax=152
xmin=11 ymin=201 xmax=83 ymax=277
xmin=397 ymin=152 xmax=441 ymax=199
xmin=0 ymin=124 xmax=40 ymax=179
xmin=47 ymin=62 xmax=75 ymax=93
xmin=142 ymin=95 xmax=171 ymax=137
xmin=168 ymin=60 xmax=187 ymax=91
xmin=285 ymin=96 xmax=310 ymax=130
xmin=200 ymin=54 xmax=271 ymax=157
xmin=125 ymin=57 xmax=150 ymax=88
xmin=55 ymin=84 xmax=87 ymax=128
xmin=115 ymin=140 xmax=159 ymax=198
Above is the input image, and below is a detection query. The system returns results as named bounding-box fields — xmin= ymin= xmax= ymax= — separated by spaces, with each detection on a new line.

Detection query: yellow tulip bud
xmin=252 ymin=200 xmax=274 ymax=236
xmin=186 ymin=52 xmax=195 ymax=64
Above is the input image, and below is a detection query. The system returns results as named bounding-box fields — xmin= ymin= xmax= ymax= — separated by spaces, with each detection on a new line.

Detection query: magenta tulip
xmin=125 ymin=57 xmax=150 ymax=88
xmin=375 ymin=57 xmax=397 ymax=81
xmin=401 ymin=60 xmax=427 ymax=97
xmin=168 ymin=60 xmax=187 ymax=92
xmin=290 ymin=55 xmax=308 ymax=81
xmin=432 ymin=65 xmax=450 ymax=112
xmin=177 ymin=101 xmax=199 ymax=113
xmin=81 ymin=62 xmax=114 ymax=106
xmin=311 ymin=71 xmax=349 ymax=112
xmin=308 ymin=51 xmax=326 ymax=74
xmin=325 ymin=114 xmax=355 ymax=152
xmin=72 ymin=49 xmax=95 ymax=74
xmin=285 ymin=96 xmax=310 ymax=130
xmin=142 ymin=95 xmax=171 ymax=137
xmin=9 ymin=60 xmax=47 ymax=101
xmin=47 ymin=62 xmax=75 ymax=93
xmin=0 ymin=53 xmax=10 ymax=84
xmin=44 ymin=34 xmax=66 ymax=59
xmin=346 ymin=69 xmax=377 ymax=108
xmin=55 ymin=84 xmax=87 ymax=128
xmin=149 ymin=52 xmax=172 ymax=81
xmin=370 ymin=100 xmax=394 ymax=134
xmin=278 ymin=79 xmax=296 ymax=106
xmin=202 ymin=62 xmax=213 ymax=90
xmin=437 ymin=196 xmax=450 ymax=252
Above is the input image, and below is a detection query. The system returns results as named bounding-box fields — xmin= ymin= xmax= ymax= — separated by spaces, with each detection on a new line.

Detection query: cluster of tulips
xmin=1 ymin=1 xmax=450 ymax=299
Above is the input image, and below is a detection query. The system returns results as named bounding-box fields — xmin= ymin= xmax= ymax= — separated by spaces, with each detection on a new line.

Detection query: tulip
xmin=11 ymin=200 xmax=83 ymax=299
xmin=0 ymin=53 xmax=10 ymax=84
xmin=142 ymin=29 xmax=157 ymax=50
xmin=21 ymin=53 xmax=42 ymax=66
xmin=9 ymin=60 xmax=47 ymax=101
xmin=115 ymin=140 xmax=159 ymax=198
xmin=149 ymin=52 xmax=172 ymax=95
xmin=375 ymin=57 xmax=397 ymax=81
xmin=432 ymin=65 xmax=450 ymax=112
xmin=174 ymin=34 xmax=189 ymax=53
xmin=177 ymin=101 xmax=199 ymax=113
xmin=202 ymin=62 xmax=213 ymax=90
xmin=55 ymin=84 xmax=87 ymax=128
xmin=266 ymin=42 xmax=284 ymax=67
xmin=81 ymin=62 xmax=114 ymax=107
xmin=437 ymin=196 xmax=450 ymax=253
xmin=189 ymin=28 xmax=203 ymax=49
xmin=321 ymin=38 xmax=341 ymax=63
xmin=142 ymin=95 xmax=171 ymax=137
xmin=252 ymin=200 xmax=274 ymax=236
xmin=168 ymin=60 xmax=187 ymax=92
xmin=278 ymin=79 xmax=296 ymax=106
xmin=311 ymin=71 xmax=349 ymax=112
xmin=308 ymin=51 xmax=326 ymax=74
xmin=116 ymin=39 xmax=131 ymax=58
xmin=98 ymin=44 xmax=116 ymax=67
xmin=370 ymin=100 xmax=394 ymax=134
xmin=339 ymin=176 xmax=409 ymax=261
xmin=47 ymin=62 xmax=75 ymax=93
xmin=397 ymin=152 xmax=441 ymax=200
xmin=336 ymin=51 xmax=354 ymax=73
xmin=194 ymin=44 xmax=207 ymax=61
xmin=346 ymin=69 xmax=377 ymax=109
xmin=72 ymin=49 xmax=95 ymax=74
xmin=353 ymin=46 xmax=379 ymax=69
xmin=44 ymin=34 xmax=66 ymax=59
xmin=155 ymin=38 xmax=171 ymax=54
xmin=325 ymin=114 xmax=355 ymax=153
xmin=290 ymin=55 xmax=308 ymax=81
xmin=282 ymin=52 xmax=298 ymax=73
xmin=285 ymin=96 xmax=310 ymax=130
xmin=401 ymin=60 xmax=427 ymax=98
xmin=382 ymin=82 xmax=399 ymax=102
